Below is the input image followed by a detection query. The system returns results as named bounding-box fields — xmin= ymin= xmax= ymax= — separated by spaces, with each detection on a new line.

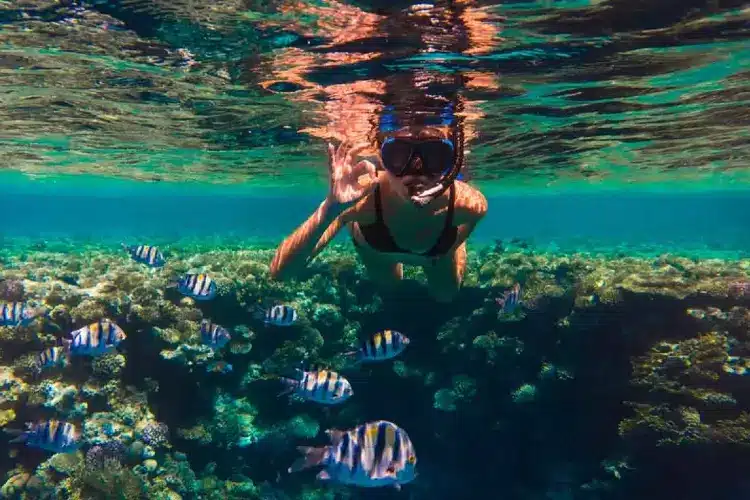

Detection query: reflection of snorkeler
xmin=270 ymin=105 xmax=487 ymax=302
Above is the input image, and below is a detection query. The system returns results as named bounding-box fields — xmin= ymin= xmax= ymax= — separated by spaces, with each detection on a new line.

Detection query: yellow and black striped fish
xmin=200 ymin=319 xmax=231 ymax=349
xmin=288 ymin=420 xmax=417 ymax=489
xmin=279 ymin=368 xmax=353 ymax=405
xmin=346 ymin=330 xmax=410 ymax=363
xmin=66 ymin=319 xmax=127 ymax=356
xmin=253 ymin=304 xmax=298 ymax=326
xmin=495 ymin=282 xmax=522 ymax=314
xmin=176 ymin=273 xmax=217 ymax=301
xmin=122 ymin=243 xmax=166 ymax=267
xmin=35 ymin=346 xmax=68 ymax=371
xmin=6 ymin=420 xmax=81 ymax=453
xmin=0 ymin=302 xmax=43 ymax=327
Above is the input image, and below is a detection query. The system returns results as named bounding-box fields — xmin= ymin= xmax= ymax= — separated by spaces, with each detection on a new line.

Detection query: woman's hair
xmin=375 ymin=68 xmax=465 ymax=138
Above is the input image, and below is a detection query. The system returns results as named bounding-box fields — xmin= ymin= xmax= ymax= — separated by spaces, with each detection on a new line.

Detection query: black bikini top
xmin=355 ymin=184 xmax=457 ymax=257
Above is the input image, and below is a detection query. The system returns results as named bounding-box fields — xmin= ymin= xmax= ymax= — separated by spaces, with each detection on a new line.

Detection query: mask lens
xmin=381 ymin=139 xmax=413 ymax=175
xmin=381 ymin=138 xmax=455 ymax=176
xmin=417 ymin=140 xmax=454 ymax=175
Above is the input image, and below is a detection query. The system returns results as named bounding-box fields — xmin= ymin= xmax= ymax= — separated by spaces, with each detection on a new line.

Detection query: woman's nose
xmin=410 ymin=155 xmax=424 ymax=171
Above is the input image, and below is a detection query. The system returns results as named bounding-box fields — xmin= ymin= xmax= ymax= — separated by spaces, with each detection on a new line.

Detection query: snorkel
xmin=378 ymin=104 xmax=465 ymax=207
xmin=410 ymin=125 xmax=464 ymax=206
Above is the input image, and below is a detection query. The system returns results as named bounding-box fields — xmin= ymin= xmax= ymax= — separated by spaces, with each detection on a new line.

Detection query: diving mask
xmin=380 ymin=137 xmax=455 ymax=177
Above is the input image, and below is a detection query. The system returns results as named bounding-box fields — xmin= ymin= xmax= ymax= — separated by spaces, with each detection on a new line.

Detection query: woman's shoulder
xmin=453 ymin=180 xmax=487 ymax=220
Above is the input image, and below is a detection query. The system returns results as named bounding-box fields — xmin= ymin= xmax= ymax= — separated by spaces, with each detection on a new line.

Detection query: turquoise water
xmin=4 ymin=175 xmax=750 ymax=257
xmin=2 ymin=1 xmax=750 ymax=499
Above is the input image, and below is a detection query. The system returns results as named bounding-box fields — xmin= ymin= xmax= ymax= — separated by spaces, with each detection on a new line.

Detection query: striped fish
xmin=66 ymin=319 xmax=127 ymax=356
xmin=495 ymin=283 xmax=522 ymax=314
xmin=35 ymin=346 xmax=68 ymax=371
xmin=0 ymin=302 xmax=43 ymax=327
xmin=262 ymin=304 xmax=297 ymax=327
xmin=122 ymin=243 xmax=166 ymax=267
xmin=176 ymin=273 xmax=217 ymax=301
xmin=288 ymin=420 xmax=417 ymax=490
xmin=200 ymin=319 xmax=231 ymax=349
xmin=279 ymin=368 xmax=353 ymax=405
xmin=346 ymin=330 xmax=409 ymax=363
xmin=6 ymin=420 xmax=81 ymax=453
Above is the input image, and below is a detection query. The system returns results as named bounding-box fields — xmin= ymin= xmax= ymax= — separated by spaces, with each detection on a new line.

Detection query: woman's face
xmin=396 ymin=154 xmax=442 ymax=198
xmin=380 ymin=126 xmax=452 ymax=201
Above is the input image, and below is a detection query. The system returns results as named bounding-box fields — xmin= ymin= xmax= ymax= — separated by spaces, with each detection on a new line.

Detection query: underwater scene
xmin=1 ymin=0 xmax=750 ymax=499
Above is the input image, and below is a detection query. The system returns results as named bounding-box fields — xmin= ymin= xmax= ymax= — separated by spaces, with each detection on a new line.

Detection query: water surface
xmin=0 ymin=0 xmax=747 ymax=190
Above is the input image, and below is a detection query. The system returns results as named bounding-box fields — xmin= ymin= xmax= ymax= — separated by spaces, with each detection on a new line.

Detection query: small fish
xmin=175 ymin=273 xmax=217 ymax=301
xmin=35 ymin=346 xmax=68 ymax=371
xmin=729 ymin=281 xmax=750 ymax=296
xmin=495 ymin=283 xmax=522 ymax=314
xmin=279 ymin=368 xmax=353 ymax=405
xmin=200 ymin=319 xmax=231 ymax=349
xmin=255 ymin=304 xmax=297 ymax=327
xmin=122 ymin=243 xmax=166 ymax=267
xmin=206 ymin=360 xmax=233 ymax=374
xmin=345 ymin=330 xmax=409 ymax=363
xmin=0 ymin=302 xmax=44 ymax=327
xmin=288 ymin=420 xmax=417 ymax=490
xmin=5 ymin=420 xmax=81 ymax=453
xmin=66 ymin=319 xmax=127 ymax=356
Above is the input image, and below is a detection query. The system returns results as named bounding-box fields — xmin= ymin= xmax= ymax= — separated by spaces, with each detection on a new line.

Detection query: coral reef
xmin=1 ymin=240 xmax=750 ymax=499
xmin=620 ymin=305 xmax=750 ymax=449
xmin=0 ymin=280 xmax=24 ymax=302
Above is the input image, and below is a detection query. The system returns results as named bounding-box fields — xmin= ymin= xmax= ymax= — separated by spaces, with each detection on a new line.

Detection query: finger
xmin=353 ymin=160 xmax=378 ymax=188
xmin=352 ymin=159 xmax=376 ymax=179
xmin=344 ymin=142 xmax=372 ymax=167
xmin=371 ymin=152 xmax=386 ymax=172
xmin=335 ymin=138 xmax=351 ymax=165
xmin=326 ymin=143 xmax=338 ymax=182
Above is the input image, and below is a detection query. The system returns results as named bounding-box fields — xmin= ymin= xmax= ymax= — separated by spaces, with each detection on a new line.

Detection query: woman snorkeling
xmin=263 ymin=0 xmax=502 ymax=301
xmin=270 ymin=102 xmax=487 ymax=302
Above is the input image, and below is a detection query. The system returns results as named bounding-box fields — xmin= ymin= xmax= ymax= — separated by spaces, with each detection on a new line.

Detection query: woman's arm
xmin=270 ymin=141 xmax=377 ymax=281
xmin=269 ymin=199 xmax=346 ymax=280
xmin=452 ymin=181 xmax=488 ymax=246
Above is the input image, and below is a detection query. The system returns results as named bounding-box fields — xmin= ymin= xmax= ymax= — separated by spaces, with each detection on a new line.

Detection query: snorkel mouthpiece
xmin=410 ymin=182 xmax=448 ymax=206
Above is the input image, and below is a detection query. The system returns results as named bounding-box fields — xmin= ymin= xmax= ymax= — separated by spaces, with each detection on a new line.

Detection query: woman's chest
xmin=386 ymin=218 xmax=445 ymax=252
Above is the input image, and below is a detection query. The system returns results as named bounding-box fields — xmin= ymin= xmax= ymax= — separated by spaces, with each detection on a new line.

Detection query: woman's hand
xmin=325 ymin=140 xmax=378 ymax=213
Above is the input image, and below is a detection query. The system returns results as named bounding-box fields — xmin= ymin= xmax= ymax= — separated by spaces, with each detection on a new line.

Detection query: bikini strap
xmin=374 ymin=184 xmax=384 ymax=223
xmin=445 ymin=183 xmax=456 ymax=229
xmin=423 ymin=183 xmax=457 ymax=258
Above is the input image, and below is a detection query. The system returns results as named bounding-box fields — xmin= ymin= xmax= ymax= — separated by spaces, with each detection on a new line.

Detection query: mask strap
xmin=379 ymin=105 xmax=398 ymax=133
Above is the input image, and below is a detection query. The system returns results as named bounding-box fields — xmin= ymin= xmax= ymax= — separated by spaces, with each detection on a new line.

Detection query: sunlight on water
xmin=0 ymin=0 xmax=747 ymax=187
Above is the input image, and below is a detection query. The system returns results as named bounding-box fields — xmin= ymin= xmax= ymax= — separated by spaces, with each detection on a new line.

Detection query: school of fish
xmin=1 ymin=242 xmax=423 ymax=490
